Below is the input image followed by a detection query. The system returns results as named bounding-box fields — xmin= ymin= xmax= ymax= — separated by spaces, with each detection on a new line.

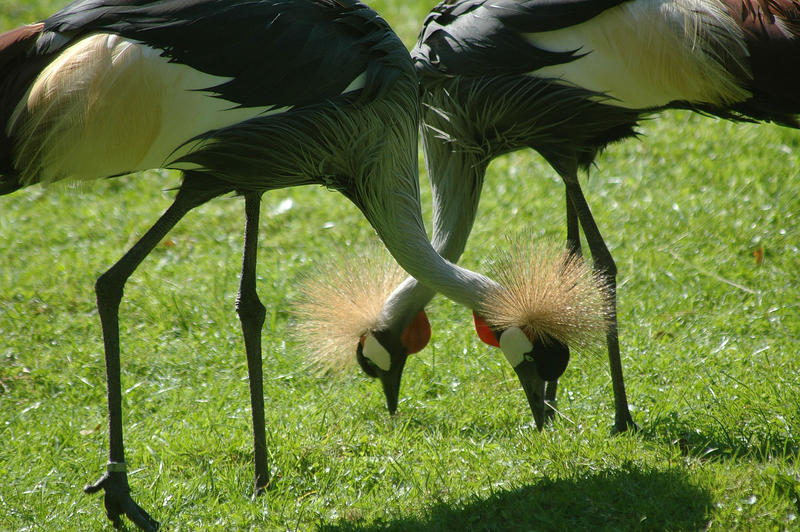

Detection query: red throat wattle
xmin=401 ymin=310 xmax=431 ymax=354
xmin=473 ymin=311 xmax=499 ymax=347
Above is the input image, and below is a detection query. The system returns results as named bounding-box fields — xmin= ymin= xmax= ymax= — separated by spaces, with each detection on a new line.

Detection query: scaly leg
xmin=85 ymin=174 xmax=225 ymax=531
xmin=543 ymin=193 xmax=582 ymax=422
xmin=564 ymin=179 xmax=635 ymax=433
xmin=566 ymin=191 xmax=582 ymax=257
xmin=235 ymin=192 xmax=269 ymax=492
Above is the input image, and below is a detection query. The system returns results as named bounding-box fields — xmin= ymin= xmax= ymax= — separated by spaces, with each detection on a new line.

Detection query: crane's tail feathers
xmin=477 ymin=235 xmax=611 ymax=353
xmin=0 ymin=23 xmax=44 ymax=71
xmin=717 ymin=0 xmax=800 ymax=126
xmin=0 ymin=23 xmax=47 ymax=186
xmin=292 ymin=241 xmax=406 ymax=375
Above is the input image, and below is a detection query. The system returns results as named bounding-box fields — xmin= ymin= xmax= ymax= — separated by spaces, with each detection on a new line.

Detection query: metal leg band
xmin=107 ymin=461 xmax=127 ymax=473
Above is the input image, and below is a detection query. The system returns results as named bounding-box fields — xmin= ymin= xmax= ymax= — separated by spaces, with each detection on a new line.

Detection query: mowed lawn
xmin=1 ymin=1 xmax=799 ymax=530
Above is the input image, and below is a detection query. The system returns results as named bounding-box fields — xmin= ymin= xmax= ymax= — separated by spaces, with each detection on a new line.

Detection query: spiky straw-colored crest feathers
xmin=479 ymin=236 xmax=611 ymax=352
xmin=293 ymin=243 xmax=406 ymax=374
xmin=295 ymin=235 xmax=611 ymax=374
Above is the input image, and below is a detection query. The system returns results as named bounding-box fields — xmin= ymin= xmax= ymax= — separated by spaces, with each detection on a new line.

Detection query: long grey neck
xmin=378 ymin=134 xmax=489 ymax=332
xmin=373 ymin=198 xmax=496 ymax=312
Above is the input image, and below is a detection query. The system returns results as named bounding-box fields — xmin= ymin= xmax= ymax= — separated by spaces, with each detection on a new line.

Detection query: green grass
xmin=2 ymin=1 xmax=800 ymax=530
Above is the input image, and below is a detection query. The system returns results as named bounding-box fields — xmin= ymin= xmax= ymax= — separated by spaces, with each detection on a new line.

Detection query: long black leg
xmin=85 ymin=175 xmax=224 ymax=531
xmin=563 ymin=179 xmax=635 ymax=433
xmin=543 ymin=379 xmax=559 ymax=422
xmin=543 ymin=193 xmax=582 ymax=422
xmin=566 ymin=191 xmax=582 ymax=256
xmin=235 ymin=192 xmax=269 ymax=492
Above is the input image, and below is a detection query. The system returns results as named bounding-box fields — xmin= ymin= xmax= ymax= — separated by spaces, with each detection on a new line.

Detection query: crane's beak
xmin=356 ymin=311 xmax=430 ymax=414
xmin=355 ymin=335 xmax=409 ymax=415
xmin=512 ymin=360 xmax=547 ymax=430
xmin=377 ymin=352 xmax=407 ymax=415
xmin=487 ymin=322 xmax=570 ymax=430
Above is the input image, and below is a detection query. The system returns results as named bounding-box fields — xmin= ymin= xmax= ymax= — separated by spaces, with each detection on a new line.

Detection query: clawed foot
xmin=253 ymin=468 xmax=271 ymax=497
xmin=85 ymin=469 xmax=159 ymax=531
xmin=612 ymin=413 xmax=638 ymax=435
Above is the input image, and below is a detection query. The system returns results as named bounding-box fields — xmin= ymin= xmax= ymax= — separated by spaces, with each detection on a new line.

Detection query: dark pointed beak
xmin=355 ymin=338 xmax=409 ymax=415
xmin=513 ymin=361 xmax=547 ymax=430
xmin=377 ymin=353 xmax=407 ymax=415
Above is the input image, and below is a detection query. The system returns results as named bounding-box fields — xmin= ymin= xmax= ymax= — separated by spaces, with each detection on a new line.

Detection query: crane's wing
xmin=37 ymin=0 xmax=403 ymax=108
xmin=413 ymin=0 xmax=632 ymax=77
xmin=1 ymin=0 xmax=410 ymax=184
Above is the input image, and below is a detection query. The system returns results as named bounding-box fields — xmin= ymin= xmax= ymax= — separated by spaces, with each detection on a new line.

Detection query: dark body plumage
xmin=414 ymin=0 xmax=800 ymax=174
xmin=0 ymin=1 xmax=429 ymax=529
xmin=360 ymin=0 xmax=800 ymax=432
xmin=0 ymin=0 xmax=411 ymax=195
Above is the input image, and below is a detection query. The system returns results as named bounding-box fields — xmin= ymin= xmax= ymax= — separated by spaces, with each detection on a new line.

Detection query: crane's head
xmin=293 ymin=244 xmax=432 ymax=414
xmin=355 ymin=309 xmax=430 ymax=413
xmin=474 ymin=313 xmax=569 ymax=429
xmin=473 ymin=237 xmax=611 ymax=429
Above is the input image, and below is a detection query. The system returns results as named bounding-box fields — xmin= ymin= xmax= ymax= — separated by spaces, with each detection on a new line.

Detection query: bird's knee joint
xmin=95 ymin=272 xmax=124 ymax=307
xmin=593 ymin=256 xmax=617 ymax=280
xmin=236 ymin=296 xmax=266 ymax=325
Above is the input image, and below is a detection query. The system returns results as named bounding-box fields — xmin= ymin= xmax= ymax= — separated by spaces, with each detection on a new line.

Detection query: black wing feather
xmin=40 ymin=0 xmax=400 ymax=108
xmin=413 ymin=0 xmax=632 ymax=78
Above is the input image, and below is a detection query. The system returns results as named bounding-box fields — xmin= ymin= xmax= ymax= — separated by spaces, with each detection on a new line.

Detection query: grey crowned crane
xmin=340 ymin=0 xmax=800 ymax=433
xmin=0 ymin=0 xmax=578 ymax=529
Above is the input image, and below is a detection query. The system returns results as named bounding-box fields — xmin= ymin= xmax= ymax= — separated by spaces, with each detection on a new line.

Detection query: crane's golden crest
xmin=292 ymin=243 xmax=406 ymax=374
xmin=477 ymin=236 xmax=611 ymax=353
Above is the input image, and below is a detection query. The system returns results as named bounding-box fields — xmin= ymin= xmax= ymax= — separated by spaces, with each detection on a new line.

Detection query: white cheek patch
xmin=363 ymin=334 xmax=391 ymax=371
xmin=499 ymin=327 xmax=533 ymax=369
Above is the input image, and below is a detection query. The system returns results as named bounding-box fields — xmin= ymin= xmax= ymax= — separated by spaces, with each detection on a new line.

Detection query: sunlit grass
xmin=2 ymin=2 xmax=799 ymax=530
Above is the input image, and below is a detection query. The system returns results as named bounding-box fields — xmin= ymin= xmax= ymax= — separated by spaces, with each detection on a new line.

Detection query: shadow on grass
xmin=644 ymin=411 xmax=799 ymax=463
xmin=318 ymin=462 xmax=710 ymax=531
